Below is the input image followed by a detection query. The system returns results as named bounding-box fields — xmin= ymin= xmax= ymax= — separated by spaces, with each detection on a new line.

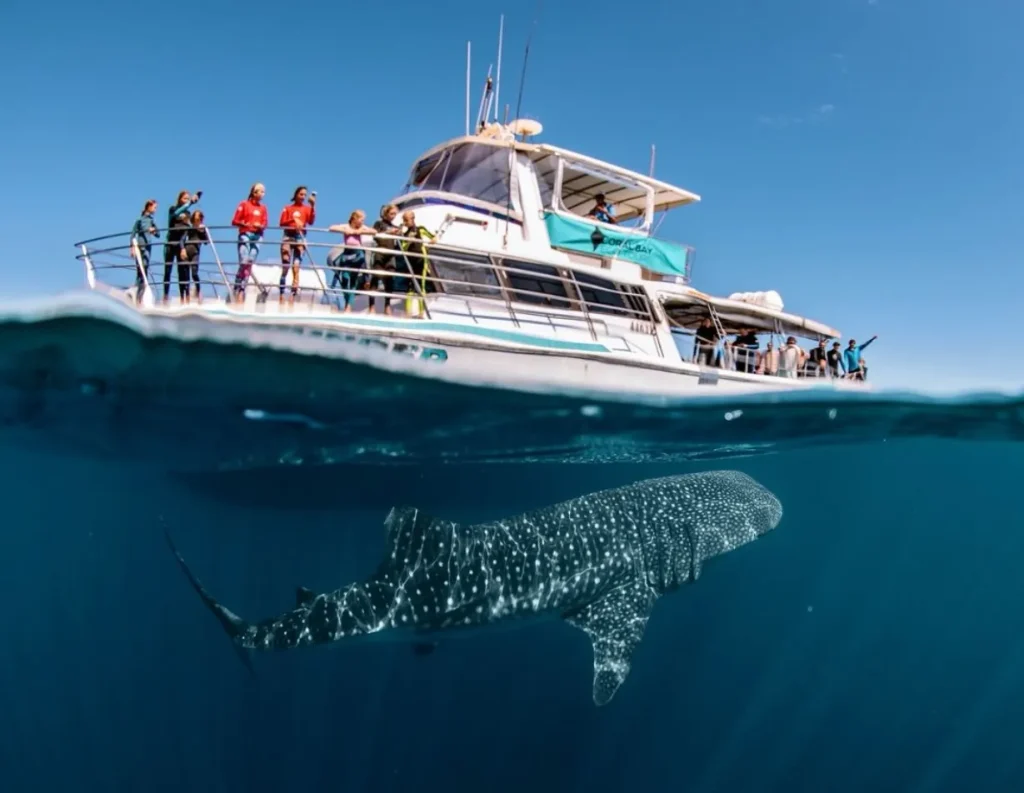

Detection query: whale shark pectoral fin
xmin=295 ymin=587 xmax=315 ymax=607
xmin=564 ymin=579 xmax=658 ymax=706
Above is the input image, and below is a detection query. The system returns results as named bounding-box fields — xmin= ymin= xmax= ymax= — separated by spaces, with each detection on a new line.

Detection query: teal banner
xmin=543 ymin=211 xmax=691 ymax=280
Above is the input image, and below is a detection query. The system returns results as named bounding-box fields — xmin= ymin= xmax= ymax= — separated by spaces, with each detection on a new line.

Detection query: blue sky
xmin=0 ymin=0 xmax=1020 ymax=392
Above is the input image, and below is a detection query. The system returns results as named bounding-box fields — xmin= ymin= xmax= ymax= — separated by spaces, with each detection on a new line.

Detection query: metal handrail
xmin=78 ymin=227 xmax=664 ymax=351
xmin=677 ymin=333 xmax=861 ymax=381
xmin=81 ymin=229 xmax=650 ymax=312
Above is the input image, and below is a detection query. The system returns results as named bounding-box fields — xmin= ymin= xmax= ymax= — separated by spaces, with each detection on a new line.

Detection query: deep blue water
xmin=2 ymin=293 xmax=1024 ymax=792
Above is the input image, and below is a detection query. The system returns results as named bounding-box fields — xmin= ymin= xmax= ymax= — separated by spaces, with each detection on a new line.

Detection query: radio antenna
xmin=465 ymin=41 xmax=471 ymax=135
xmin=649 ymin=144 xmax=656 ymax=177
xmin=494 ymin=15 xmax=505 ymax=125
xmin=511 ymin=1 xmax=543 ymax=134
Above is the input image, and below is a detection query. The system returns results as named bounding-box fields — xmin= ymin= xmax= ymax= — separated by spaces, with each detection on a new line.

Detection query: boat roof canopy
xmin=530 ymin=143 xmax=700 ymax=221
xmin=662 ymin=290 xmax=841 ymax=340
xmin=407 ymin=134 xmax=701 ymax=222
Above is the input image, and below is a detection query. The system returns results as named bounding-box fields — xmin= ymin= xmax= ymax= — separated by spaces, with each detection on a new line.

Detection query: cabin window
xmin=498 ymin=258 xmax=572 ymax=309
xmin=555 ymin=158 xmax=652 ymax=230
xmin=403 ymin=143 xmax=514 ymax=208
xmin=429 ymin=248 xmax=502 ymax=298
xmin=572 ymin=270 xmax=634 ymax=317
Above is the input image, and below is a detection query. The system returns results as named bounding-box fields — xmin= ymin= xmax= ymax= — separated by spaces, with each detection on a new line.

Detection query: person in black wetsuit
xmin=163 ymin=190 xmax=201 ymax=302
xmin=825 ymin=341 xmax=843 ymax=379
xmin=733 ymin=328 xmax=759 ymax=373
xmin=370 ymin=203 xmax=401 ymax=314
xmin=806 ymin=339 xmax=828 ymax=378
xmin=694 ymin=318 xmax=718 ymax=366
xmin=179 ymin=210 xmax=209 ymax=303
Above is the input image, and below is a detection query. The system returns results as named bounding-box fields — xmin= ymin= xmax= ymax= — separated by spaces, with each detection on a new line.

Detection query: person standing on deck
xmin=733 ymin=328 xmax=759 ymax=373
xmin=231 ymin=183 xmax=268 ymax=303
xmin=179 ymin=209 xmax=209 ymax=303
xmin=694 ymin=318 xmax=718 ymax=367
xmin=757 ymin=341 xmax=779 ymax=376
xmin=278 ymin=186 xmax=316 ymax=303
xmin=326 ymin=210 xmax=374 ymax=312
xmin=164 ymin=190 xmax=201 ymax=303
xmin=370 ymin=204 xmax=401 ymax=315
xmin=843 ymin=335 xmax=877 ymax=380
xmin=399 ymin=210 xmax=436 ymax=296
xmin=826 ymin=341 xmax=843 ymax=379
xmin=586 ymin=194 xmax=616 ymax=224
xmin=130 ymin=199 xmax=160 ymax=304
xmin=806 ymin=339 xmax=828 ymax=378
xmin=778 ymin=336 xmax=805 ymax=379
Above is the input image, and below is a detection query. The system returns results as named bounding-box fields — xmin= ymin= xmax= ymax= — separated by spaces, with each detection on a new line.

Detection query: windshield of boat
xmin=402 ymin=143 xmax=513 ymax=208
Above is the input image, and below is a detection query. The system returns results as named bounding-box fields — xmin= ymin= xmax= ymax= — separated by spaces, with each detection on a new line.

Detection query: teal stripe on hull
xmin=194 ymin=306 xmax=612 ymax=353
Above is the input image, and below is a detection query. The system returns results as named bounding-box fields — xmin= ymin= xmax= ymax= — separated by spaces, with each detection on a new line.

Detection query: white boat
xmin=75 ymin=117 xmax=863 ymax=400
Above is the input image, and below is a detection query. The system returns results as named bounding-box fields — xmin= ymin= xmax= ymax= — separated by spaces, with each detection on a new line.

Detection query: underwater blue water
xmin=1 ymin=292 xmax=1024 ymax=792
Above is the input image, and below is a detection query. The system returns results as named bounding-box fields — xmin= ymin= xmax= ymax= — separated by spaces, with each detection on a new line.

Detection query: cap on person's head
xmin=595 ymin=193 xmax=606 ymax=203
xmin=786 ymin=336 xmax=796 ymax=344
xmin=849 ymin=339 xmax=856 ymax=345
xmin=832 ymin=342 xmax=840 ymax=348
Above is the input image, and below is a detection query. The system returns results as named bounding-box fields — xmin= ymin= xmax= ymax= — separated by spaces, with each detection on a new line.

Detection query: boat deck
xmin=75 ymin=225 xmax=867 ymax=396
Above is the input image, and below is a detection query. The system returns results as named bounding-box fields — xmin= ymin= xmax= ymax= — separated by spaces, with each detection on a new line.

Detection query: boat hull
xmin=145 ymin=300 xmax=861 ymax=403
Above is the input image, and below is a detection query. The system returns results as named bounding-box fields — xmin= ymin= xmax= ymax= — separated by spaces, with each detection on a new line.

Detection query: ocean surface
xmin=2 ymin=292 xmax=1023 ymax=793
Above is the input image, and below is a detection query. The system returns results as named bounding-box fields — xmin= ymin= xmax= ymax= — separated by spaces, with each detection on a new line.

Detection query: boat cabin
xmin=391 ymin=121 xmax=700 ymax=287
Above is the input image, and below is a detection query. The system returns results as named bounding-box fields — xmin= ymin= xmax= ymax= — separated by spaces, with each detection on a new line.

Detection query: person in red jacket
xmin=278 ymin=185 xmax=317 ymax=302
xmin=231 ymin=182 xmax=268 ymax=302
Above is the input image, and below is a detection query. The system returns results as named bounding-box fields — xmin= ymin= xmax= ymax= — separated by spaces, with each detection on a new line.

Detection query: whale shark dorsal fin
xmin=384 ymin=506 xmax=423 ymax=543
xmin=563 ymin=578 xmax=658 ymax=706
xmin=295 ymin=587 xmax=315 ymax=607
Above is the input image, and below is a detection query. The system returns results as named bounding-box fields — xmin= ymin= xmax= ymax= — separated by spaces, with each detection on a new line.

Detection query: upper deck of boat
xmin=403 ymin=127 xmax=702 ymax=225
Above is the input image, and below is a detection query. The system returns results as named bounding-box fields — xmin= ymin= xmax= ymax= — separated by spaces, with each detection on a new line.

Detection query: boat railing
xmin=74 ymin=226 xmax=664 ymax=351
xmin=675 ymin=334 xmax=864 ymax=380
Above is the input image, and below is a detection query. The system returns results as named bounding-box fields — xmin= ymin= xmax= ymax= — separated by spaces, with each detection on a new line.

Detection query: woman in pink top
xmin=326 ymin=210 xmax=373 ymax=311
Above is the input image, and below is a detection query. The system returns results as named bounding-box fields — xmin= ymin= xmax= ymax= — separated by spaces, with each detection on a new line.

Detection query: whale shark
xmin=166 ymin=469 xmax=783 ymax=705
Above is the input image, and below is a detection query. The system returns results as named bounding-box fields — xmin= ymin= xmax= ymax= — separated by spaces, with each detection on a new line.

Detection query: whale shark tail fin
xmin=162 ymin=525 xmax=255 ymax=676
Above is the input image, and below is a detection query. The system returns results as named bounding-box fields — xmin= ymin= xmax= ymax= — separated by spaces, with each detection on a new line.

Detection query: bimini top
xmin=529 ymin=142 xmax=700 ymax=221
xmin=406 ymin=130 xmax=701 ymax=222
xmin=662 ymin=288 xmax=841 ymax=340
